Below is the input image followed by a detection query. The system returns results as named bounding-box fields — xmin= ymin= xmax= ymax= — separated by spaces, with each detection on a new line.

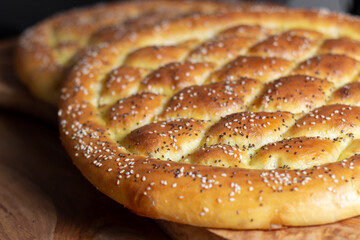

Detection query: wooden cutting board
xmin=1 ymin=39 xmax=360 ymax=240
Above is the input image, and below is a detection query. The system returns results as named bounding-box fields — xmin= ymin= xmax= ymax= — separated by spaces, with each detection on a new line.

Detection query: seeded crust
xmin=59 ymin=8 xmax=360 ymax=229
xmin=14 ymin=0 xmax=258 ymax=105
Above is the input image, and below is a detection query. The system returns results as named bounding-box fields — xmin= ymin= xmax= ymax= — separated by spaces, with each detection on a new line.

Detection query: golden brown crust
xmin=106 ymin=92 xmax=167 ymax=140
xmin=283 ymin=28 xmax=325 ymax=40
xmin=250 ymin=137 xmax=347 ymax=169
xmin=285 ymin=104 xmax=360 ymax=139
xmin=15 ymin=0 xmax=246 ymax=104
xmin=59 ymin=8 xmax=360 ymax=230
xmin=328 ymin=82 xmax=360 ymax=106
xmin=100 ymin=66 xmax=148 ymax=105
xmin=159 ymin=79 xmax=261 ymax=121
xmin=248 ymin=33 xmax=318 ymax=61
xmin=139 ymin=62 xmax=215 ymax=95
xmin=217 ymin=24 xmax=276 ymax=39
xmin=208 ymin=56 xmax=294 ymax=83
xmin=183 ymin=144 xmax=250 ymax=168
xmin=187 ymin=36 xmax=257 ymax=65
xmin=251 ymin=75 xmax=334 ymax=113
xmin=125 ymin=45 xmax=191 ymax=69
xmin=291 ymin=54 xmax=359 ymax=87
xmin=122 ymin=118 xmax=211 ymax=161
xmin=318 ymin=37 xmax=360 ymax=60
xmin=89 ymin=9 xmax=202 ymax=45
xmin=204 ymin=111 xmax=295 ymax=152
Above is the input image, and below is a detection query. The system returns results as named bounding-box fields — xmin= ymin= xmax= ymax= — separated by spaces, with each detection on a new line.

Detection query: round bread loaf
xmin=59 ymin=6 xmax=360 ymax=229
xmin=15 ymin=0 xmax=257 ymax=105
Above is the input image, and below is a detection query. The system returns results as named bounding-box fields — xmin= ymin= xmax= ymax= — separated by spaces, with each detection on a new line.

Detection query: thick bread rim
xmin=59 ymin=8 xmax=360 ymax=230
xmin=14 ymin=0 xmax=251 ymax=105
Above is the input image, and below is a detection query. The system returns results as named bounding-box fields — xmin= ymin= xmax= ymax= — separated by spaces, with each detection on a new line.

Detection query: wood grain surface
xmin=1 ymin=39 xmax=360 ymax=240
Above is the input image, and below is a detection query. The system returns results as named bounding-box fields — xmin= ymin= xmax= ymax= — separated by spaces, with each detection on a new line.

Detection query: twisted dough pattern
xmin=59 ymin=8 xmax=360 ymax=229
xmin=15 ymin=1 xmax=251 ymax=104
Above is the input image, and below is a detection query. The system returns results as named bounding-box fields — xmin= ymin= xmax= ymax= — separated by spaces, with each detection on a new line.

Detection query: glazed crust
xmin=14 ymin=0 xmax=255 ymax=105
xmin=59 ymin=8 xmax=360 ymax=229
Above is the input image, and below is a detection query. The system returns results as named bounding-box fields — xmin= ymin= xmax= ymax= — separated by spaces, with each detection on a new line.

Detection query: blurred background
xmin=0 ymin=0 xmax=358 ymax=39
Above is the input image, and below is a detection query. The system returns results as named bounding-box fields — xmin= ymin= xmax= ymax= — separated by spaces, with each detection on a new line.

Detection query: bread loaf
xmin=59 ymin=7 xmax=360 ymax=229
xmin=15 ymin=1 xmax=254 ymax=104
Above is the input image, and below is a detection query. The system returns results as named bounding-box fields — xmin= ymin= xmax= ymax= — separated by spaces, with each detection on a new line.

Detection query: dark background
xmin=0 ymin=0 xmax=359 ymax=39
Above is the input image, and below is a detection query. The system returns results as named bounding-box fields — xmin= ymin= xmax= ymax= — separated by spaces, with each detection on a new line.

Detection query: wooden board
xmin=158 ymin=218 xmax=360 ymax=240
xmin=1 ymin=39 xmax=360 ymax=240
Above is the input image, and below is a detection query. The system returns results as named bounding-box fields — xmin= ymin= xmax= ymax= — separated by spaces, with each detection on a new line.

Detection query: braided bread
xmin=59 ymin=7 xmax=360 ymax=229
xmin=15 ymin=0 xmax=258 ymax=105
